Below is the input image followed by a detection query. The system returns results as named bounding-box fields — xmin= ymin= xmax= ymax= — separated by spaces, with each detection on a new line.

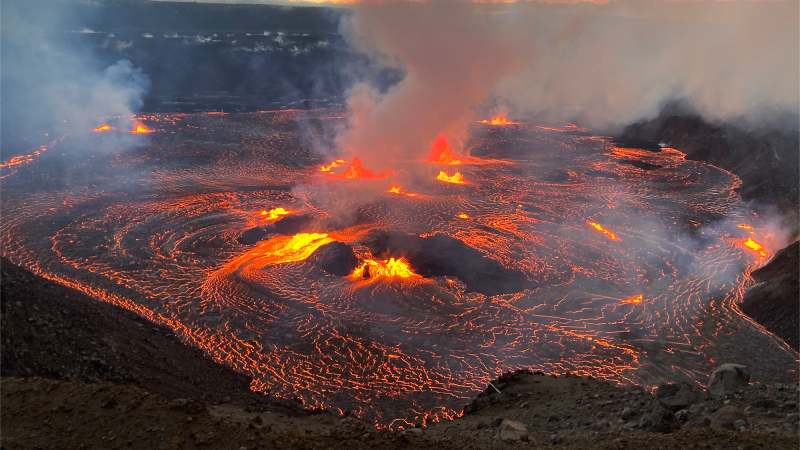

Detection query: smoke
xmin=335 ymin=0 xmax=799 ymax=166
xmin=1 ymin=0 xmax=151 ymax=155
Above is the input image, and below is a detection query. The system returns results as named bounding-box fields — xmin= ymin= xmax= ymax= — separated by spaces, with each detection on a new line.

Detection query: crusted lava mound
xmin=362 ymin=230 xmax=528 ymax=296
xmin=307 ymin=241 xmax=359 ymax=276
xmin=740 ymin=241 xmax=799 ymax=351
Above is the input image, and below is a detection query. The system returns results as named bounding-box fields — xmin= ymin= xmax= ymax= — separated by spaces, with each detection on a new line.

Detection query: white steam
xmin=1 ymin=0 xmax=151 ymax=153
xmin=335 ymin=0 xmax=799 ymax=165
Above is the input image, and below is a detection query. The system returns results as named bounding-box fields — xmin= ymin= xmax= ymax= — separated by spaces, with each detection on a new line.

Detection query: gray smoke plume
xmin=1 ymin=0 xmax=151 ymax=155
xmin=335 ymin=0 xmax=799 ymax=166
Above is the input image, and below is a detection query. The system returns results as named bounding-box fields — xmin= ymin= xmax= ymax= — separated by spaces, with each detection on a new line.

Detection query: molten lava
xmin=320 ymin=159 xmax=347 ymax=172
xmin=428 ymin=134 xmax=461 ymax=165
xmin=387 ymin=185 xmax=417 ymax=197
xmin=622 ymin=295 xmax=643 ymax=304
xmin=350 ymin=257 xmax=417 ymax=279
xmin=94 ymin=125 xmax=111 ymax=132
xmin=260 ymin=207 xmax=293 ymax=221
xmin=131 ymin=124 xmax=151 ymax=134
xmin=587 ymin=222 xmax=619 ymax=241
xmin=457 ymin=213 xmax=469 ymax=219
xmin=341 ymin=157 xmax=393 ymax=179
xmin=741 ymin=237 xmax=768 ymax=260
xmin=738 ymin=224 xmax=756 ymax=235
xmin=480 ymin=116 xmax=517 ymax=125
xmin=231 ymin=233 xmax=334 ymax=268
xmin=436 ymin=171 xmax=465 ymax=184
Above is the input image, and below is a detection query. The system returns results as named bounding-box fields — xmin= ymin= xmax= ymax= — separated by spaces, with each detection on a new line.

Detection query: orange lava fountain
xmin=341 ymin=157 xmax=393 ymax=179
xmin=387 ymin=185 xmax=417 ymax=197
xmin=131 ymin=124 xmax=151 ymax=134
xmin=587 ymin=222 xmax=619 ymax=241
xmin=350 ymin=257 xmax=418 ymax=279
xmin=622 ymin=295 xmax=643 ymax=304
xmin=479 ymin=116 xmax=517 ymax=125
xmin=428 ymin=134 xmax=461 ymax=165
xmin=94 ymin=125 xmax=111 ymax=132
xmin=260 ymin=207 xmax=293 ymax=221
xmin=436 ymin=171 xmax=465 ymax=184
xmin=457 ymin=213 xmax=469 ymax=219
xmin=321 ymin=159 xmax=347 ymax=172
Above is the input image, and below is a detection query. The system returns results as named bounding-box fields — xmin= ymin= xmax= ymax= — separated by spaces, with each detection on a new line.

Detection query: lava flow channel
xmin=1 ymin=109 xmax=796 ymax=429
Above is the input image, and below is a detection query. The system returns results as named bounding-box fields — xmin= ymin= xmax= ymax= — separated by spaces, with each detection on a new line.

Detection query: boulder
xmin=710 ymin=405 xmax=749 ymax=430
xmin=237 ymin=227 xmax=269 ymax=245
xmin=494 ymin=419 xmax=533 ymax=442
xmin=708 ymin=364 xmax=750 ymax=397
xmin=306 ymin=242 xmax=359 ymax=276
xmin=638 ymin=405 xmax=681 ymax=433
xmin=656 ymin=382 xmax=699 ymax=412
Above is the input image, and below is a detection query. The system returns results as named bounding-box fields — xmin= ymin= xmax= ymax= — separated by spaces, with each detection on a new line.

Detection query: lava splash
xmin=429 ymin=134 xmax=461 ymax=165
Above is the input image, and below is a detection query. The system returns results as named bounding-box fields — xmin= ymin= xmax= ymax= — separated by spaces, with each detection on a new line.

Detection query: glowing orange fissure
xmin=436 ymin=171 xmax=465 ymax=184
xmin=457 ymin=213 xmax=469 ymax=219
xmin=587 ymin=222 xmax=619 ymax=241
xmin=260 ymin=207 xmax=293 ymax=221
xmin=349 ymin=257 xmax=418 ymax=279
xmin=94 ymin=124 xmax=111 ymax=132
xmin=428 ymin=134 xmax=461 ymax=165
xmin=479 ymin=115 xmax=517 ymax=125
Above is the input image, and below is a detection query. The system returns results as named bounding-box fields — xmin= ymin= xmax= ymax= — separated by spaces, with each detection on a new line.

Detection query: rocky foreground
xmin=2 ymin=257 xmax=799 ymax=449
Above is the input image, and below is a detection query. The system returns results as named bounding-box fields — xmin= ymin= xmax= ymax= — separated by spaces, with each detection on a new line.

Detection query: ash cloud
xmin=334 ymin=0 xmax=799 ymax=166
xmin=1 ymin=0 xmax=151 ymax=155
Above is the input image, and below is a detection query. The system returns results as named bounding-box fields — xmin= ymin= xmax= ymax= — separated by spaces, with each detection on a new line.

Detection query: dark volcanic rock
xmin=0 ymin=258 xmax=308 ymax=415
xmin=656 ymin=382 xmax=698 ymax=412
xmin=362 ymin=230 xmax=528 ymax=296
xmin=306 ymin=241 xmax=359 ymax=276
xmin=638 ymin=404 xmax=681 ymax=433
xmin=740 ymin=241 xmax=799 ymax=351
xmin=617 ymin=159 xmax=662 ymax=170
xmin=708 ymin=363 xmax=751 ymax=397
xmin=271 ymin=214 xmax=319 ymax=235
xmin=710 ymin=405 xmax=749 ymax=430
xmin=238 ymin=226 xmax=269 ymax=245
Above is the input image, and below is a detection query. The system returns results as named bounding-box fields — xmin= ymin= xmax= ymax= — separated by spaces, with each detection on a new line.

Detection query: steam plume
xmin=336 ymin=0 xmax=799 ymax=164
xmin=1 ymin=0 xmax=151 ymax=154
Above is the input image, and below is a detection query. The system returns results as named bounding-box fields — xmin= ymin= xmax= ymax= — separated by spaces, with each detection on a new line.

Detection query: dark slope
xmin=740 ymin=241 xmax=800 ymax=350
xmin=0 ymin=257 xmax=310 ymax=415
xmin=617 ymin=109 xmax=799 ymax=235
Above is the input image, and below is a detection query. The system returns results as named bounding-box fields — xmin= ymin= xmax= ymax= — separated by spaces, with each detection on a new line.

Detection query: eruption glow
xmin=321 ymin=159 xmax=347 ymax=172
xmin=436 ymin=170 xmax=465 ymax=184
xmin=350 ymin=257 xmax=418 ymax=279
xmin=131 ymin=123 xmax=151 ymax=134
xmin=387 ymin=185 xmax=417 ymax=197
xmin=260 ymin=207 xmax=293 ymax=221
xmin=94 ymin=124 xmax=111 ymax=132
xmin=428 ymin=134 xmax=461 ymax=165
xmin=740 ymin=238 xmax=768 ymax=261
xmin=479 ymin=116 xmax=517 ymax=125
xmin=341 ymin=157 xmax=394 ymax=179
